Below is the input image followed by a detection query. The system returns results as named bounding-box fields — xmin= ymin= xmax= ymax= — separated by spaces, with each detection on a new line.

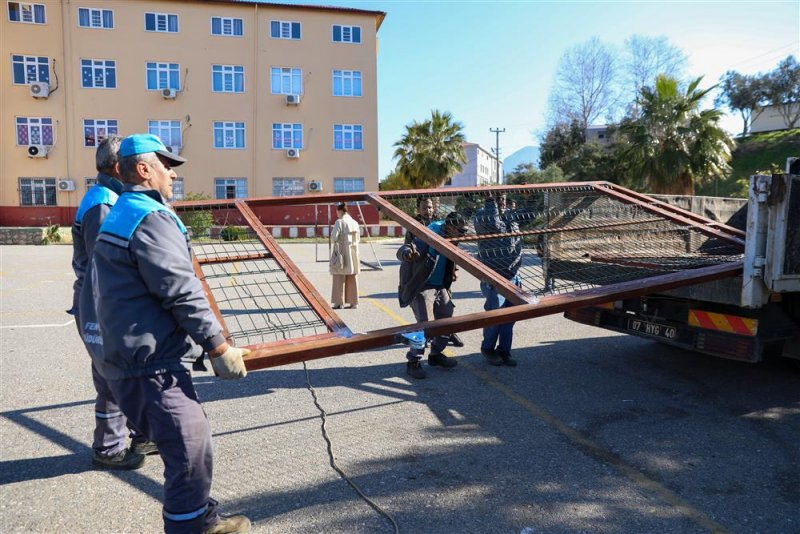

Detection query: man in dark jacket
xmin=92 ymin=134 xmax=250 ymax=534
xmin=474 ymin=194 xmax=523 ymax=367
xmin=70 ymin=135 xmax=154 ymax=470
xmin=397 ymin=211 xmax=466 ymax=379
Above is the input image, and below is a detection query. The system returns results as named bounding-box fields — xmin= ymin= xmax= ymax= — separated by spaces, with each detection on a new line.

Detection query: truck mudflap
xmin=564 ymin=306 xmax=763 ymax=363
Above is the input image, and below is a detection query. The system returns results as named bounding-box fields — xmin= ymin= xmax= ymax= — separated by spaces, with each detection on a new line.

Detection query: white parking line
xmin=0 ymin=319 xmax=75 ymax=329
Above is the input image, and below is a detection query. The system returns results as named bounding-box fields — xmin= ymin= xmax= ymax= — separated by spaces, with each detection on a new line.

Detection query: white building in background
xmin=447 ymin=142 xmax=502 ymax=187
xmin=750 ymin=104 xmax=799 ymax=133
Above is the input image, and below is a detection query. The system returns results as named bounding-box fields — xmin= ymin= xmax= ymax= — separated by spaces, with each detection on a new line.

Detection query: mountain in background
xmin=503 ymin=146 xmax=541 ymax=176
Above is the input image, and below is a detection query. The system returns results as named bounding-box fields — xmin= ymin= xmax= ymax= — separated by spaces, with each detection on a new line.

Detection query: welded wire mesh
xmin=174 ymin=204 xmax=329 ymax=346
xmin=382 ymin=185 xmax=744 ymax=298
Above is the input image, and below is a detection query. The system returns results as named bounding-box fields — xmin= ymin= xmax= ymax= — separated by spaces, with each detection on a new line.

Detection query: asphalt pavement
xmin=0 ymin=242 xmax=798 ymax=533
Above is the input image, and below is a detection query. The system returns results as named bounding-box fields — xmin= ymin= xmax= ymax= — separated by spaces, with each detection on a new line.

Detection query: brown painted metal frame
xmin=174 ymin=182 xmax=746 ymax=370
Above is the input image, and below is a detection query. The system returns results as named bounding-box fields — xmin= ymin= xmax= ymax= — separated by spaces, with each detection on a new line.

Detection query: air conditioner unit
xmin=167 ymin=145 xmax=182 ymax=155
xmin=30 ymin=82 xmax=50 ymax=98
xmin=285 ymin=94 xmax=301 ymax=105
xmin=162 ymin=88 xmax=177 ymax=99
xmin=308 ymin=180 xmax=323 ymax=192
xmin=57 ymin=179 xmax=76 ymax=192
xmin=286 ymin=148 xmax=300 ymax=159
xmin=27 ymin=144 xmax=49 ymax=158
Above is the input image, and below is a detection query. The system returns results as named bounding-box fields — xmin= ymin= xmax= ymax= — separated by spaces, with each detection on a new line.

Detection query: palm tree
xmin=392 ymin=110 xmax=467 ymax=189
xmin=621 ymin=75 xmax=734 ymax=195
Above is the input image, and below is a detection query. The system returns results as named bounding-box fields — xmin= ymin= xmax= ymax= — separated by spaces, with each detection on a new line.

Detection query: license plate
xmin=627 ymin=318 xmax=678 ymax=340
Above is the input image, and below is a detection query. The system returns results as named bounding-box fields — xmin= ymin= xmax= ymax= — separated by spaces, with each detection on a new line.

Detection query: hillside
xmin=695 ymin=128 xmax=800 ymax=197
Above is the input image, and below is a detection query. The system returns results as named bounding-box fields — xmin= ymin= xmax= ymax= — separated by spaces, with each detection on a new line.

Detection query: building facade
xmin=750 ymin=103 xmax=799 ymax=134
xmin=1 ymin=0 xmax=385 ymax=226
xmin=447 ymin=142 xmax=501 ymax=187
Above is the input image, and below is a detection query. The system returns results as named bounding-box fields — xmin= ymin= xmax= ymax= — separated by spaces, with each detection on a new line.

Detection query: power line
xmin=489 ymin=127 xmax=505 ymax=184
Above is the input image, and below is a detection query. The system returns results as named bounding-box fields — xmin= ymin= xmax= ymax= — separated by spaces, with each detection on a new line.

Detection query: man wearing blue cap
xmin=92 ymin=134 xmax=251 ymax=534
xmin=70 ymin=135 xmax=157 ymax=471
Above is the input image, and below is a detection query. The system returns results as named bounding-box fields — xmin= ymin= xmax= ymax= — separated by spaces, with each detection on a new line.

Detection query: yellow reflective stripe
xmin=688 ymin=310 xmax=758 ymax=336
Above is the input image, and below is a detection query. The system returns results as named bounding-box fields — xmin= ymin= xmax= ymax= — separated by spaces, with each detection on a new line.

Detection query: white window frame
xmin=333 ymin=124 xmax=363 ymax=151
xmin=212 ymin=65 xmax=245 ymax=93
xmin=144 ymin=12 xmax=178 ymax=33
xmin=269 ymin=19 xmax=300 ymax=40
xmin=78 ymin=7 xmax=113 ymax=29
xmin=334 ymin=178 xmax=365 ymax=193
xmin=171 ymin=177 xmax=185 ymax=201
xmin=215 ymin=178 xmax=247 ymax=199
xmin=7 ymin=2 xmax=45 ymax=24
xmin=272 ymin=178 xmax=305 ymax=197
xmin=11 ymin=55 xmax=49 ymax=84
xmin=147 ymin=120 xmax=182 ymax=148
xmin=332 ymin=24 xmax=361 ymax=43
xmin=211 ymin=16 xmax=242 ymax=36
xmin=19 ymin=178 xmax=56 ymax=206
xmin=15 ymin=116 xmax=54 ymax=146
xmin=213 ymin=121 xmax=246 ymax=149
xmin=145 ymin=62 xmax=180 ymax=90
xmin=80 ymin=58 xmax=116 ymax=89
xmin=270 ymin=67 xmax=302 ymax=95
xmin=332 ymin=69 xmax=362 ymax=97
xmin=272 ymin=123 xmax=303 ymax=150
xmin=83 ymin=119 xmax=118 ymax=148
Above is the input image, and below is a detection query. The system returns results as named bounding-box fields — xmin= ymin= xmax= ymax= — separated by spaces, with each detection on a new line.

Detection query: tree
xmin=715 ymin=70 xmax=768 ymax=136
xmin=620 ymin=75 xmax=734 ymax=195
xmin=623 ymin=35 xmax=687 ymax=112
xmin=392 ymin=110 xmax=466 ymax=189
xmin=539 ymin=120 xmax=586 ymax=169
xmin=547 ymin=37 xmax=618 ymax=128
xmin=764 ymin=55 xmax=800 ymax=129
xmin=505 ymin=163 xmax=566 ymax=185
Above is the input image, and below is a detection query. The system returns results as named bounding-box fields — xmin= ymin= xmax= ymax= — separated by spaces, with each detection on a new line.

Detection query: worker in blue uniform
xmin=92 ymin=134 xmax=251 ymax=534
xmin=70 ymin=135 xmax=155 ymax=470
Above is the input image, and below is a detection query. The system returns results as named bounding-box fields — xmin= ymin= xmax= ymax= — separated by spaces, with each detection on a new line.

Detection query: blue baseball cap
xmin=119 ymin=133 xmax=186 ymax=166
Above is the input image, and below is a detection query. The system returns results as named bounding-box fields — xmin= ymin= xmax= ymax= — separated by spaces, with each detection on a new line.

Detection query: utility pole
xmin=489 ymin=127 xmax=505 ymax=184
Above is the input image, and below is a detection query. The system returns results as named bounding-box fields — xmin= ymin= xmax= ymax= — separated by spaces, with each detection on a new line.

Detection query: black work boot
xmin=204 ymin=514 xmax=251 ymax=534
xmin=497 ymin=350 xmax=518 ymax=367
xmin=406 ymin=360 xmax=427 ymax=379
xmin=448 ymin=333 xmax=465 ymax=347
xmin=428 ymin=353 xmax=457 ymax=368
xmin=481 ymin=348 xmax=503 ymax=366
xmin=130 ymin=440 xmax=159 ymax=456
xmin=92 ymin=449 xmax=146 ymax=470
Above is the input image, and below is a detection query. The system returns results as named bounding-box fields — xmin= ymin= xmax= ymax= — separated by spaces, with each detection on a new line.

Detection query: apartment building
xmin=1 ymin=0 xmax=385 ymax=226
xmin=447 ymin=142 xmax=501 ymax=187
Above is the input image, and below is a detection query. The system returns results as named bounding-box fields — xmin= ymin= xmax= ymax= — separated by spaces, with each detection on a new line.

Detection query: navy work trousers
xmin=109 ymin=371 xmax=219 ymax=533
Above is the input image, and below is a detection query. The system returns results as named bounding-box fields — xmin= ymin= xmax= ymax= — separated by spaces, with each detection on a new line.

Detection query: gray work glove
xmin=211 ymin=346 xmax=249 ymax=380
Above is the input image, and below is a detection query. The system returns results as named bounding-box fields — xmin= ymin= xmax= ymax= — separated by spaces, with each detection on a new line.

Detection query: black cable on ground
xmin=303 ymin=362 xmax=400 ymax=534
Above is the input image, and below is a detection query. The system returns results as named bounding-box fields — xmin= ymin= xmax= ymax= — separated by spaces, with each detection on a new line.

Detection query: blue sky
xmin=284 ymin=0 xmax=799 ymax=179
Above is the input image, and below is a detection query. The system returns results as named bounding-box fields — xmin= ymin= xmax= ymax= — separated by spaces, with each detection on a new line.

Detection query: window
xmin=334 ymin=178 xmax=365 ymax=193
xmin=332 ymin=70 xmax=361 ymax=97
xmin=212 ymin=65 xmax=244 ymax=93
xmin=145 ymin=12 xmax=178 ymax=33
xmin=171 ymin=177 xmax=184 ymax=201
xmin=8 ymin=2 xmax=45 ymax=24
xmin=270 ymin=67 xmax=301 ymax=95
xmin=272 ymin=123 xmax=302 ymax=149
xmin=270 ymin=20 xmax=300 ymax=40
xmin=81 ymin=59 xmax=116 ymax=88
xmin=332 ymin=25 xmax=361 ymax=43
xmin=11 ymin=55 xmax=49 ymax=84
xmin=148 ymin=120 xmax=181 ymax=148
xmin=213 ymin=122 xmax=245 ymax=149
xmin=333 ymin=124 xmax=363 ymax=150
xmin=19 ymin=178 xmax=56 ymax=206
xmin=146 ymin=62 xmax=180 ymax=90
xmin=16 ymin=117 xmax=53 ymax=145
xmin=211 ymin=16 xmax=242 ymax=36
xmin=272 ymin=178 xmax=305 ymax=197
xmin=215 ymin=178 xmax=247 ymax=199
xmin=78 ymin=7 xmax=112 ymax=28
xmin=83 ymin=119 xmax=118 ymax=147
xmin=85 ymin=177 xmax=97 ymax=190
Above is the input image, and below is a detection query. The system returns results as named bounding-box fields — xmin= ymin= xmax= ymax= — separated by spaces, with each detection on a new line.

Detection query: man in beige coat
xmin=330 ymin=202 xmax=361 ymax=308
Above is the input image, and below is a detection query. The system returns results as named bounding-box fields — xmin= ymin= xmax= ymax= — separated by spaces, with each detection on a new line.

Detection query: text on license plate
xmin=627 ymin=319 xmax=677 ymax=339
